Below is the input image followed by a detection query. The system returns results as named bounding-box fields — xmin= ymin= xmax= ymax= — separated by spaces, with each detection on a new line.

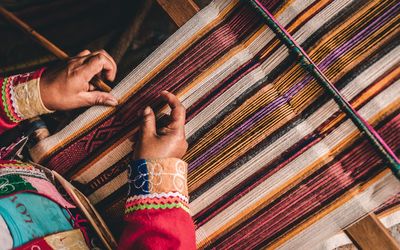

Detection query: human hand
xmin=40 ymin=50 xmax=118 ymax=111
xmin=134 ymin=91 xmax=188 ymax=160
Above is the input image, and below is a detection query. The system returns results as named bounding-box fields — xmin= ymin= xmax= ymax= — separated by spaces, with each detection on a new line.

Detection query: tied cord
xmin=0 ymin=136 xmax=28 ymax=160
xmin=66 ymin=208 xmax=90 ymax=246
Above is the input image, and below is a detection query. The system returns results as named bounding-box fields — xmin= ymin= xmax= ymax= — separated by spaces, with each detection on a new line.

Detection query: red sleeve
xmin=118 ymin=158 xmax=196 ymax=250
xmin=0 ymin=68 xmax=47 ymax=135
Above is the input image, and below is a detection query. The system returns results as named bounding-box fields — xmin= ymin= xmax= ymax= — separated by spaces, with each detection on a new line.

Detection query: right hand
xmin=134 ymin=91 xmax=188 ymax=160
xmin=40 ymin=50 xmax=118 ymax=111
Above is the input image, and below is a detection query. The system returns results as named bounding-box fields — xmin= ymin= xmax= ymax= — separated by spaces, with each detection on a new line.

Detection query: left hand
xmin=40 ymin=50 xmax=118 ymax=111
xmin=134 ymin=91 xmax=188 ymax=160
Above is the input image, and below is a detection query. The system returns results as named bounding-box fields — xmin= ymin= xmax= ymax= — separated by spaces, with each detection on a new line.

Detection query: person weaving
xmin=0 ymin=50 xmax=196 ymax=249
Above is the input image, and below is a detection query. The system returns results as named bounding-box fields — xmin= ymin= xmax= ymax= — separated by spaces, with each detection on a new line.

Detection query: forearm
xmin=0 ymin=68 xmax=53 ymax=134
xmin=118 ymin=158 xmax=196 ymax=250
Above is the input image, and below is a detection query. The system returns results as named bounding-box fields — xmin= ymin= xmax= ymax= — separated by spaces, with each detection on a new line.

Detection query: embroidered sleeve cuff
xmin=125 ymin=158 xmax=189 ymax=215
xmin=1 ymin=68 xmax=54 ymax=123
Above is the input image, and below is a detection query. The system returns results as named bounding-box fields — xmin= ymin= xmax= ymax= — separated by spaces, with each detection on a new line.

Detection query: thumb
xmin=80 ymin=91 xmax=118 ymax=107
xmin=141 ymin=106 xmax=156 ymax=138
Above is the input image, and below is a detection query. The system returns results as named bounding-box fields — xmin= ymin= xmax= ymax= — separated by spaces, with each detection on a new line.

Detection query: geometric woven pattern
xmin=30 ymin=0 xmax=400 ymax=248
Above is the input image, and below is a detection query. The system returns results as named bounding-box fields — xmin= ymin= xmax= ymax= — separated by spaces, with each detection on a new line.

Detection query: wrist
xmin=127 ymin=158 xmax=188 ymax=197
xmin=133 ymin=140 xmax=188 ymax=160
xmin=1 ymin=68 xmax=53 ymax=123
xmin=125 ymin=158 xmax=190 ymax=216
xmin=39 ymin=68 xmax=59 ymax=111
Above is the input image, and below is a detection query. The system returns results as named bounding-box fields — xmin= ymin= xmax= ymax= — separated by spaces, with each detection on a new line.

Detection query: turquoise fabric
xmin=0 ymin=193 xmax=73 ymax=247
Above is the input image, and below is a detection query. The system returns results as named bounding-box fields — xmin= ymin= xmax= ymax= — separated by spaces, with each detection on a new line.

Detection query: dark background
xmin=0 ymin=0 xmax=210 ymax=80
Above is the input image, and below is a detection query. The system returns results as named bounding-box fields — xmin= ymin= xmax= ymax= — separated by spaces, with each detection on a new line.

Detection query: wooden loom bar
xmin=156 ymin=0 xmax=200 ymax=27
xmin=0 ymin=6 xmax=112 ymax=92
xmin=345 ymin=213 xmax=400 ymax=250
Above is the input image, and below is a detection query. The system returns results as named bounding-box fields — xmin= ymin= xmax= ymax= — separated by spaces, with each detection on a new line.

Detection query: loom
xmin=28 ymin=0 xmax=400 ymax=248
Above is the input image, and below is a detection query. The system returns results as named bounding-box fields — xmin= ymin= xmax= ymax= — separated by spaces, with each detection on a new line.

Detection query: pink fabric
xmin=24 ymin=176 xmax=75 ymax=208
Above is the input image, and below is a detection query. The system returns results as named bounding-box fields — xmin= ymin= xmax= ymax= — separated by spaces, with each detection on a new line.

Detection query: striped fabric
xmin=30 ymin=0 xmax=400 ymax=248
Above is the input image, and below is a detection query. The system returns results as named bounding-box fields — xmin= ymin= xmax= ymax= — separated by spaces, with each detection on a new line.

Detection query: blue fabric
xmin=128 ymin=159 xmax=149 ymax=195
xmin=0 ymin=193 xmax=73 ymax=247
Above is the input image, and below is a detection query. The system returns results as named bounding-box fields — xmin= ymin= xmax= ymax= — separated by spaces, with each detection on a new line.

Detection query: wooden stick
xmin=109 ymin=0 xmax=153 ymax=65
xmin=156 ymin=0 xmax=200 ymax=27
xmin=52 ymin=170 xmax=118 ymax=249
xmin=0 ymin=6 xmax=112 ymax=92
xmin=345 ymin=213 xmax=400 ymax=250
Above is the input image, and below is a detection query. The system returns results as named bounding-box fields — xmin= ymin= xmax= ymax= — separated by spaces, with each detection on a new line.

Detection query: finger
xmin=69 ymin=50 xmax=92 ymax=63
xmin=91 ymin=50 xmax=117 ymax=81
xmin=76 ymin=50 xmax=91 ymax=57
xmin=79 ymin=91 xmax=118 ymax=107
xmin=157 ymin=127 xmax=170 ymax=135
xmin=94 ymin=50 xmax=117 ymax=74
xmin=141 ymin=106 xmax=157 ymax=138
xmin=88 ymin=84 xmax=96 ymax=91
xmin=79 ymin=53 xmax=116 ymax=82
xmin=160 ymin=91 xmax=186 ymax=129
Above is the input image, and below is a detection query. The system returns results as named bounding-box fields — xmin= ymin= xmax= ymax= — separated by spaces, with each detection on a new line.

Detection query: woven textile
xmin=30 ymin=0 xmax=400 ymax=248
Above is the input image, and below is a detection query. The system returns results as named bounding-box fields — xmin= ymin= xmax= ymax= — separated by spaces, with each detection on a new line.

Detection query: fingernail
xmin=143 ymin=106 xmax=151 ymax=115
xmin=105 ymin=98 xmax=118 ymax=106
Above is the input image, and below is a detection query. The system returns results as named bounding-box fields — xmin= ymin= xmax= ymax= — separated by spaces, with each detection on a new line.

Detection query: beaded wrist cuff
xmin=125 ymin=158 xmax=189 ymax=215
